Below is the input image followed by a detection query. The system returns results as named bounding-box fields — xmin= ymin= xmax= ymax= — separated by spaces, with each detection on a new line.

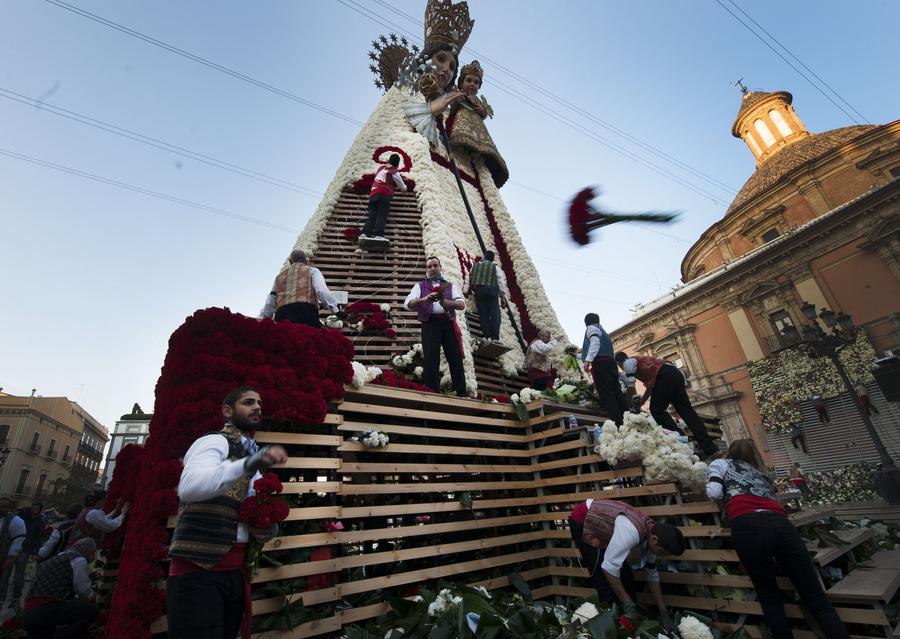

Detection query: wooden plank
xmin=338 ymin=421 xmax=530 ymax=444
xmin=344 ymin=385 xmax=521 ymax=415
xmin=338 ymin=441 xmax=532 ymax=457
xmin=255 ymin=433 xmax=342 ymax=447
xmin=861 ymin=549 xmax=900 ymax=570
xmin=339 ymin=401 xmax=527 ymax=428
xmin=815 ymin=528 xmax=874 ymax=565
xmin=636 ymin=593 xmax=890 ymax=625
xmin=827 ymin=568 xmax=900 ymax=603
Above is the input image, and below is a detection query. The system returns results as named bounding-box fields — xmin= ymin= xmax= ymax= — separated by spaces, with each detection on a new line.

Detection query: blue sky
xmin=1 ymin=0 xmax=897 ymax=431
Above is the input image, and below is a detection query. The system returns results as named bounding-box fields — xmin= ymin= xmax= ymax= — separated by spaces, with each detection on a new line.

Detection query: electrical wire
xmin=0 ymin=146 xmax=300 ymax=234
xmin=714 ymin=0 xmax=863 ymax=125
xmin=0 ymin=87 xmax=323 ymax=198
xmin=723 ymin=0 xmax=868 ymax=124
xmin=43 ymin=0 xmax=364 ymax=127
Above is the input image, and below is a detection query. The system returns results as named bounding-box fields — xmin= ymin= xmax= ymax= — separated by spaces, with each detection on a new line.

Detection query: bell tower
xmin=732 ymin=88 xmax=810 ymax=167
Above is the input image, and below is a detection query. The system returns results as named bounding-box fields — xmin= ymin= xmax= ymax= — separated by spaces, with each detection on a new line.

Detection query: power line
xmin=723 ymin=0 xmax=868 ymax=124
xmin=714 ymin=0 xmax=863 ymax=125
xmin=0 ymin=87 xmax=323 ymax=198
xmin=368 ymin=0 xmax=738 ymax=196
xmin=0 ymin=146 xmax=300 ymax=234
xmin=337 ymin=0 xmax=730 ymax=205
xmin=43 ymin=0 xmax=364 ymax=127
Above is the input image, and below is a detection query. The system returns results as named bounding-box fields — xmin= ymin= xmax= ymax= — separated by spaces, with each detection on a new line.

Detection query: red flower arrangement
xmin=239 ymin=472 xmax=289 ymax=530
xmin=373 ymin=369 xmax=431 ymax=393
xmin=491 ymin=394 xmax=511 ymax=404
xmin=343 ymin=226 xmax=362 ymax=243
xmin=104 ymin=307 xmax=354 ymax=639
xmin=345 ymin=301 xmax=396 ymax=339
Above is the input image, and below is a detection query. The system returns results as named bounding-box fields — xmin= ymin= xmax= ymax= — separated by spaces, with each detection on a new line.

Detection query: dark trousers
xmin=362 ymin=193 xmax=391 ymax=237
xmin=790 ymin=433 xmax=808 ymax=453
xmin=814 ymin=404 xmax=829 ymax=423
xmin=731 ymin=513 xmax=848 ymax=639
xmin=650 ymin=365 xmax=717 ymax=456
xmin=166 ymin=570 xmax=245 ymax=639
xmin=421 ymin=315 xmax=466 ymax=396
xmin=474 ymin=286 xmax=501 ymax=339
xmin=590 ymin=358 xmax=627 ymax=426
xmin=274 ymin=301 xmax=321 ymax=328
xmin=0 ymin=550 xmax=29 ymax=608
xmin=860 ymin=396 xmax=879 ymax=415
xmin=22 ymin=599 xmax=99 ymax=639
xmin=569 ymin=519 xmax=636 ymax=603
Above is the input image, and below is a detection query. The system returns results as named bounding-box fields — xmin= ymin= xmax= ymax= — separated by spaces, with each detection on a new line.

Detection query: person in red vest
xmin=360 ymin=153 xmax=407 ymax=243
xmin=569 ymin=498 xmax=684 ymax=633
xmin=615 ymin=352 xmax=718 ymax=458
xmin=259 ymin=250 xmax=340 ymax=327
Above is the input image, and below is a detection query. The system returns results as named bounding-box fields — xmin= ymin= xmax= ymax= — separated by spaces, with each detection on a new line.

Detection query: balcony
xmin=763 ymin=333 xmax=797 ymax=355
xmin=77 ymin=441 xmax=103 ymax=460
xmin=26 ymin=444 xmax=42 ymax=456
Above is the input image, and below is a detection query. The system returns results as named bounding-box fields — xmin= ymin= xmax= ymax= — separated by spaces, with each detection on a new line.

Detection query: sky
xmin=1 ymin=0 xmax=898 ymax=432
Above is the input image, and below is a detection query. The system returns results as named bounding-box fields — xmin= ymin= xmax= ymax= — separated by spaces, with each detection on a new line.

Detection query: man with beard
xmin=166 ymin=386 xmax=288 ymax=639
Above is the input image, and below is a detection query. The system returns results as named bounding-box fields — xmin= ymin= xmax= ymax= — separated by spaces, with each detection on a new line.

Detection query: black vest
xmin=168 ymin=428 xmax=251 ymax=569
xmin=31 ymin=550 xmax=78 ymax=600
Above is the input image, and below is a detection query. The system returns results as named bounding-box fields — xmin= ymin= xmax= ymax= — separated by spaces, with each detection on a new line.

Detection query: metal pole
xmin=435 ymin=118 xmax=527 ymax=352
xmin=829 ymin=351 xmax=895 ymax=469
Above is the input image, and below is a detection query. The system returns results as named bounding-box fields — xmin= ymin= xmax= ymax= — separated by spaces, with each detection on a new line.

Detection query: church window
xmin=754 ymin=119 xmax=776 ymax=147
xmin=761 ymin=227 xmax=780 ymax=243
xmin=745 ymin=131 xmax=762 ymax=155
xmin=769 ymin=109 xmax=792 ymax=136
xmin=769 ymin=309 xmax=794 ymax=344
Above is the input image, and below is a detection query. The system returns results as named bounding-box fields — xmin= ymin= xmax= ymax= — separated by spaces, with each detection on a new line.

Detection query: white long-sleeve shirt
xmin=259 ymin=266 xmax=339 ymax=318
xmin=374 ymin=165 xmax=407 ymax=192
xmin=597 ymin=510 xmax=659 ymax=582
xmin=706 ymin=457 xmax=729 ymax=501
xmin=528 ymin=339 xmax=557 ymax=356
xmin=177 ymin=433 xmax=261 ymax=543
xmin=403 ymin=280 xmax=464 ymax=316
xmin=70 ymin=555 xmax=93 ymax=599
xmin=85 ymin=509 xmax=125 ymax=533
xmin=1 ymin=515 xmax=26 ymax=557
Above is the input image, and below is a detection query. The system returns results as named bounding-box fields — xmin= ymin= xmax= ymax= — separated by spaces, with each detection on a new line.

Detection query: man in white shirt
xmin=404 ymin=256 xmax=468 ymax=396
xmin=0 ymin=497 xmax=26 ymax=612
xmin=524 ymin=330 xmax=557 ymax=390
xmin=166 ymin=386 xmax=288 ymax=639
xmin=260 ymin=250 xmax=339 ymax=327
xmin=21 ymin=538 xmax=98 ymax=637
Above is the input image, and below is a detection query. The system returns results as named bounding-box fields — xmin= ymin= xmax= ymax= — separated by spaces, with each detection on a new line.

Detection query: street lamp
xmin=781 ymin=302 xmax=899 ymax=502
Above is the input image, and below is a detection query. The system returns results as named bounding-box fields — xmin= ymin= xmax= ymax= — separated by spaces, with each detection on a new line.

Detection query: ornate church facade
xmin=610 ymin=89 xmax=900 ymax=463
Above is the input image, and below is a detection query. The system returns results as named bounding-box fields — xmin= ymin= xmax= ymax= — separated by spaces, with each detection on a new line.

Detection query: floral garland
xmin=105 ymin=308 xmax=353 ymax=638
xmin=595 ymin=412 xmax=708 ymax=490
xmin=776 ymin=461 xmax=880 ymax=505
xmin=747 ymin=330 xmax=877 ymax=432
xmin=351 ymin=145 xmax=416 ymax=195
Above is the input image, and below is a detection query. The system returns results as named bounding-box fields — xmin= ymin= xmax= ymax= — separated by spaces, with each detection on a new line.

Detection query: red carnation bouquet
xmin=240 ymin=472 xmax=290 ymax=575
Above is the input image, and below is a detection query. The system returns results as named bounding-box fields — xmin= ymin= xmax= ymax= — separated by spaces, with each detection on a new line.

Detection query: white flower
xmin=392 ymin=356 xmax=404 ymax=367
xmin=350 ymin=361 xmax=368 ymax=389
xmin=362 ymin=431 xmax=389 ymax=448
xmin=570 ymin=602 xmax=599 ymax=624
xmin=380 ymin=303 xmax=391 ymax=314
xmin=324 ymin=315 xmax=343 ymax=329
xmin=474 ymin=585 xmax=491 ymax=598
xmin=413 ymin=343 xmax=423 ymax=354
xmin=383 ymin=629 xmax=404 ymax=639
xmin=413 ymin=366 xmax=424 ymax=378
xmin=678 ymin=615 xmax=714 ymax=639
xmin=410 ymin=595 xmax=423 ymax=603
xmin=365 ymin=366 xmax=382 ymax=383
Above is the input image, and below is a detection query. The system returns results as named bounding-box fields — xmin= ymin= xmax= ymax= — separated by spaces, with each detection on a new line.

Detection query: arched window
xmin=769 ymin=109 xmax=792 ymax=136
xmin=745 ymin=131 xmax=762 ymax=155
xmin=754 ymin=119 xmax=776 ymax=147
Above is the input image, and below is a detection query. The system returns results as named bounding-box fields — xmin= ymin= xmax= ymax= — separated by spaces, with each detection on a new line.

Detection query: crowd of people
xmin=0 ymin=488 xmax=130 ymax=638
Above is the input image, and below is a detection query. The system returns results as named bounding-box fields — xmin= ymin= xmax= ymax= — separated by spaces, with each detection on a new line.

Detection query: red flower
xmin=343 ymin=226 xmax=361 ymax=243
xmin=491 ymin=394 xmax=511 ymax=404
xmin=568 ymin=187 xmax=595 ymax=246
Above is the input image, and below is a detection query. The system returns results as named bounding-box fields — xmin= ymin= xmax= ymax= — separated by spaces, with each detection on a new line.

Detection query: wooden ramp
xmin=128 ymin=384 xmax=893 ymax=638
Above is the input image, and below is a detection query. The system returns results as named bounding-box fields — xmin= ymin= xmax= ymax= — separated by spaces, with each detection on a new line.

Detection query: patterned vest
xmin=169 ymin=426 xmax=252 ymax=568
xmin=68 ymin=507 xmax=104 ymax=547
xmin=416 ymin=279 xmax=456 ymax=322
xmin=274 ymin=263 xmax=313 ymax=307
xmin=632 ymin=355 xmax=668 ymax=385
xmin=721 ymin=460 xmax=778 ymax=503
xmin=369 ymin=164 xmax=399 ymax=198
xmin=469 ymin=260 xmax=498 ymax=288
xmin=581 ymin=499 xmax=654 ymax=548
xmin=30 ymin=550 xmax=78 ymax=601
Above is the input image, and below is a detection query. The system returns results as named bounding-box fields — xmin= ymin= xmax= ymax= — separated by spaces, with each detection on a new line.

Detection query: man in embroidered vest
xmin=360 ymin=153 xmax=407 ymax=243
xmin=581 ymin=313 xmax=628 ymax=425
xmin=0 ymin=497 xmax=26 ymax=614
xmin=569 ymin=499 xmax=684 ymax=633
xmin=166 ymin=386 xmax=288 ymax=639
xmin=615 ymin=352 xmax=718 ymax=458
xmin=68 ymin=490 xmax=129 ymax=548
xmin=524 ymin=329 xmax=557 ymax=390
xmin=466 ymin=250 xmax=508 ymax=342
xmin=21 ymin=538 xmax=98 ymax=638
xmin=404 ymin=256 xmax=468 ymax=396
xmin=260 ymin=250 xmax=339 ymax=327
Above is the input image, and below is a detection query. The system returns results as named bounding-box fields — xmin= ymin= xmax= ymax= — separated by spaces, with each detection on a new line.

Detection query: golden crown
xmin=458 ymin=60 xmax=483 ymax=83
xmin=424 ymin=0 xmax=474 ymax=53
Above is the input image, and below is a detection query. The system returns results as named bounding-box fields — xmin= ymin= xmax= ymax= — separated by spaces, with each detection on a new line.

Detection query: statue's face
xmin=430 ymin=49 xmax=457 ymax=89
xmin=460 ymin=73 xmax=481 ymax=95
